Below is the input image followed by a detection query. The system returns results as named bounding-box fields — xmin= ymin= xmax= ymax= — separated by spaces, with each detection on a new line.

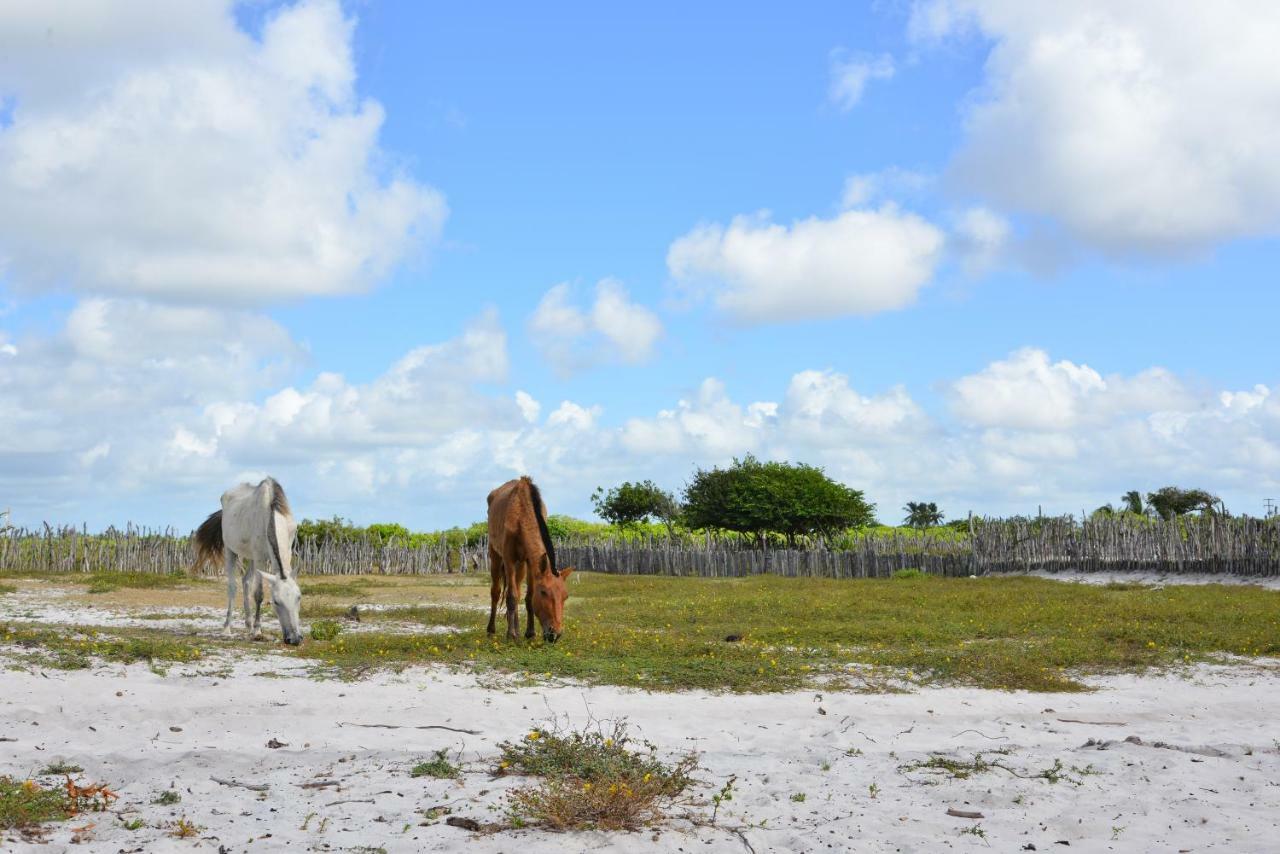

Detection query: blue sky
xmin=1 ymin=1 xmax=1278 ymax=529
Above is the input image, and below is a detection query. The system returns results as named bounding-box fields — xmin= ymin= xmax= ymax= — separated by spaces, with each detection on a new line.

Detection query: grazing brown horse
xmin=486 ymin=476 xmax=573 ymax=642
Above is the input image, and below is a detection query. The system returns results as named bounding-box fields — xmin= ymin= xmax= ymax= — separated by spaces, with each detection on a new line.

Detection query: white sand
xmin=3 ymin=653 xmax=1279 ymax=853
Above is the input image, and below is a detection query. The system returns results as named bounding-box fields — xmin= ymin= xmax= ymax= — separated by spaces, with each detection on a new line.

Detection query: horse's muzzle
xmin=543 ymin=630 xmax=561 ymax=643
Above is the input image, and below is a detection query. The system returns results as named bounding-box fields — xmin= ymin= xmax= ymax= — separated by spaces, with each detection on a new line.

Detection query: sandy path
xmin=3 ymin=653 xmax=1280 ymax=853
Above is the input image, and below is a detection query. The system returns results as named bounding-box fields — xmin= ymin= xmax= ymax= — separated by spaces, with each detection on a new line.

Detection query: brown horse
xmin=486 ymin=476 xmax=573 ymax=642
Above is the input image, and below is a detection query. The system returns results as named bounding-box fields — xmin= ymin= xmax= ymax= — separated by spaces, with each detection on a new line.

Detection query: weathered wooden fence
xmin=2 ymin=515 xmax=1278 ymax=578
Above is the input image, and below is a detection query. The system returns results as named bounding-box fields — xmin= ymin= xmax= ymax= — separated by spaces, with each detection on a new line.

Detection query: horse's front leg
xmin=251 ymin=572 xmax=264 ymax=640
xmin=524 ymin=580 xmax=536 ymax=640
xmin=505 ymin=560 xmax=522 ymax=641
xmin=222 ymin=550 xmax=238 ymax=638
xmin=242 ymin=563 xmax=256 ymax=637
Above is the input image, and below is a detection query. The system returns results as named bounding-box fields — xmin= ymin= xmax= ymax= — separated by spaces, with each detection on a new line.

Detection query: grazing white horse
xmin=194 ymin=478 xmax=303 ymax=645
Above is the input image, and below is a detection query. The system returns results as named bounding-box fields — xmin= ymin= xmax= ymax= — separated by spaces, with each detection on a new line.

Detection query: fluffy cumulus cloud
xmin=828 ymin=51 xmax=894 ymax=111
xmin=528 ymin=279 xmax=662 ymax=375
xmin=0 ymin=0 xmax=446 ymax=303
xmin=911 ymin=0 xmax=1280 ymax=254
xmin=667 ymin=207 xmax=945 ymax=322
xmin=3 ymin=304 xmax=1280 ymax=524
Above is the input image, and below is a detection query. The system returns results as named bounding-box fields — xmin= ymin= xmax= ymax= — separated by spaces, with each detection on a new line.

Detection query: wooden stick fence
xmin=1 ymin=515 xmax=1278 ymax=579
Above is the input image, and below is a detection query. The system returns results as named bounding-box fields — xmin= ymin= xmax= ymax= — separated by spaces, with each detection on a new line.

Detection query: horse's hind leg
xmin=487 ymin=549 xmax=502 ymax=635
xmin=222 ymin=550 xmax=238 ymax=637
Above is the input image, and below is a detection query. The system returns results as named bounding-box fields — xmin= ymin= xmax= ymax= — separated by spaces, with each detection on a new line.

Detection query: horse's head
xmin=532 ymin=566 xmax=573 ymax=642
xmin=256 ymin=569 xmax=303 ymax=645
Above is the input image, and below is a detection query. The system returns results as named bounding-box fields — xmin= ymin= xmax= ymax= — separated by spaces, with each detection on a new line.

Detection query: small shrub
xmin=0 ymin=776 xmax=74 ymax=830
xmin=168 ymin=816 xmax=201 ymax=838
xmin=410 ymin=749 xmax=460 ymax=780
xmin=501 ymin=721 xmax=698 ymax=831
xmin=892 ymin=568 xmax=926 ymax=580
xmin=122 ymin=817 xmax=145 ymax=830
xmin=153 ymin=790 xmax=181 ymax=806
xmin=790 ymin=792 xmax=806 ymax=803
xmin=310 ymin=620 xmax=342 ymax=641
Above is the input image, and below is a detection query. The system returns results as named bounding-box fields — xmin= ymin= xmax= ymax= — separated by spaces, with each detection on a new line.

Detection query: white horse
xmin=194 ymin=478 xmax=303 ymax=645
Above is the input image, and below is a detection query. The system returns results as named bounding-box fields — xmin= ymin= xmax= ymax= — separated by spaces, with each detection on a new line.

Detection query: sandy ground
xmin=2 ymin=573 xmax=1280 ymax=853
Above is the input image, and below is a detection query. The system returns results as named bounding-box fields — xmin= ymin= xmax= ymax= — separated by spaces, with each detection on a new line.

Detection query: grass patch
xmin=300 ymin=579 xmax=385 ymax=598
xmin=152 ymin=790 xmax=181 ymax=806
xmin=410 ymin=749 xmax=460 ymax=780
xmin=82 ymin=571 xmax=193 ymax=594
xmin=500 ymin=721 xmax=698 ymax=831
xmin=0 ymin=623 xmax=208 ymax=670
xmin=38 ymin=762 xmax=83 ymax=776
xmin=292 ymin=572 xmax=1280 ymax=692
xmin=309 ymin=620 xmax=343 ymax=641
xmin=0 ymin=584 xmax=16 ymax=595
xmin=0 ymin=776 xmax=118 ymax=832
xmin=892 ymin=568 xmax=926 ymax=579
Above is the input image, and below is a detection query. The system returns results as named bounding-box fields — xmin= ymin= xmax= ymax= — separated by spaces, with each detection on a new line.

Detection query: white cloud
xmin=951 ymin=205 xmax=1011 ymax=272
xmin=528 ymin=279 xmax=663 ymax=374
xmin=0 ymin=0 xmax=446 ymax=303
xmin=514 ymin=390 xmax=541 ymax=423
xmin=912 ymin=0 xmax=1280 ymax=254
xmin=828 ymin=51 xmax=895 ymax=111
xmin=948 ymin=348 xmax=1194 ymax=431
xmin=667 ymin=207 xmax=945 ymax=322
xmin=841 ymin=168 xmax=931 ymax=208
xmin=3 ymin=311 xmax=1280 ymax=524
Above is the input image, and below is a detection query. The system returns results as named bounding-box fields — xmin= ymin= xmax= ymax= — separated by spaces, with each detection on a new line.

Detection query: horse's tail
xmin=262 ymin=477 xmax=289 ymax=578
xmin=525 ymin=477 xmax=558 ymax=576
xmin=192 ymin=510 xmax=224 ymax=575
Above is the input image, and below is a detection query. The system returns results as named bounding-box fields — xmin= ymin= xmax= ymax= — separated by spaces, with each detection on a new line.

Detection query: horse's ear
xmin=559 ymin=566 xmax=574 ymax=580
xmin=255 ymin=569 xmax=278 ymax=589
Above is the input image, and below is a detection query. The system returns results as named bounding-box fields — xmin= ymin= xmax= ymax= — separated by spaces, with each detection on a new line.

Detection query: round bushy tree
xmin=682 ymin=455 xmax=874 ymax=545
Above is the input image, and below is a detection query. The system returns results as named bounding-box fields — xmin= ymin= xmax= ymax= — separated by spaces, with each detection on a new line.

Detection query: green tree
xmin=682 ymin=455 xmax=874 ymax=545
xmin=902 ymin=501 xmax=944 ymax=529
xmin=1146 ymin=487 xmax=1221 ymax=520
xmin=591 ymin=481 xmax=680 ymax=532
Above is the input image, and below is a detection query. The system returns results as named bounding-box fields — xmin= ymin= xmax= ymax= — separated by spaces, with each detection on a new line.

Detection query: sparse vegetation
xmin=410 ymin=749 xmax=460 ymax=780
xmin=39 ymin=762 xmax=83 ymax=776
xmin=153 ymin=790 xmax=181 ymax=806
xmin=0 ymin=776 xmax=75 ymax=830
xmin=500 ymin=721 xmax=698 ymax=831
xmin=309 ymin=619 xmax=342 ymax=641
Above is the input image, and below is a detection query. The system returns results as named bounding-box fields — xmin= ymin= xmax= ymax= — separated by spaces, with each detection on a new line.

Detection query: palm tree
xmin=903 ymin=501 xmax=944 ymax=529
xmin=1121 ymin=490 xmax=1146 ymax=516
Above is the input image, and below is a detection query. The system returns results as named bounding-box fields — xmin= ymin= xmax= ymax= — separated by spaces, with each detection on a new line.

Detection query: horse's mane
xmin=523 ymin=477 xmax=558 ymax=576
xmin=263 ymin=477 xmax=290 ymax=578
xmin=267 ymin=477 xmax=290 ymax=517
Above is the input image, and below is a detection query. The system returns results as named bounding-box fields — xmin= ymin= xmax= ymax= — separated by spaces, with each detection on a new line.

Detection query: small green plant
xmin=168 ymin=816 xmax=202 ymax=838
xmin=819 ymin=761 xmax=831 ymax=772
xmin=892 ymin=568 xmax=926 ymax=579
xmin=122 ymin=817 xmax=145 ymax=831
xmin=710 ymin=775 xmax=736 ymax=824
xmin=410 ymin=749 xmax=460 ymax=780
xmin=960 ymin=824 xmax=986 ymax=839
xmin=309 ymin=620 xmax=343 ymax=641
xmin=153 ymin=790 xmax=181 ymax=806
xmin=845 ymin=747 xmax=864 ymax=757
xmin=1111 ymin=825 xmax=1126 ymax=840
xmin=790 ymin=792 xmax=806 ymax=803
xmin=868 ymin=782 xmax=879 ymax=798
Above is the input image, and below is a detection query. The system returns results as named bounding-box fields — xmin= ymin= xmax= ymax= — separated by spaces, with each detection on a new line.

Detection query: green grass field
xmin=295 ymin=572 xmax=1280 ymax=692
xmin=2 ymin=570 xmax=1278 ymax=692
